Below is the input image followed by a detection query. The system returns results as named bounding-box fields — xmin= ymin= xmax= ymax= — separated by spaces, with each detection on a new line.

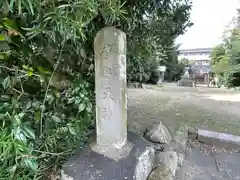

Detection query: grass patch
xmin=176 ymin=106 xmax=240 ymax=136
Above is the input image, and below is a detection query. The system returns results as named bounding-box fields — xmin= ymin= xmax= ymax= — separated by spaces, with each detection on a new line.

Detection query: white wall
xmin=178 ymin=53 xmax=210 ymax=61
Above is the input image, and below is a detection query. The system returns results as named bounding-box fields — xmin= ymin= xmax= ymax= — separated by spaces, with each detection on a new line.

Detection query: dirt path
xmin=127 ymin=84 xmax=240 ymax=136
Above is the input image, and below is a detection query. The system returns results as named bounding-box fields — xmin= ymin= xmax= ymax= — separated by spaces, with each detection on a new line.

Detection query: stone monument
xmin=91 ymin=25 xmax=132 ymax=159
xmin=158 ymin=66 xmax=166 ymax=84
xmin=177 ymin=65 xmax=194 ymax=87
xmin=61 ymin=27 xmax=155 ymax=180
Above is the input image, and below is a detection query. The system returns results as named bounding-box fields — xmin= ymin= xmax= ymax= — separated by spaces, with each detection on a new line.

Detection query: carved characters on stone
xmin=102 ymin=87 xmax=114 ymax=99
xmin=94 ymin=26 xmax=127 ymax=149
xmin=101 ymin=107 xmax=112 ymax=121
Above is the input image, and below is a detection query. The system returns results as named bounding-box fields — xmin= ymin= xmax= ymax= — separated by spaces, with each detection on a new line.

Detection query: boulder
xmin=127 ymin=82 xmax=143 ymax=88
xmin=142 ymin=84 xmax=153 ymax=89
xmin=178 ymin=78 xmax=194 ymax=87
xmin=144 ymin=121 xmax=172 ymax=144
xmin=177 ymin=153 xmax=185 ymax=167
xmin=154 ymin=151 xmax=178 ymax=175
xmin=148 ymin=164 xmax=174 ymax=180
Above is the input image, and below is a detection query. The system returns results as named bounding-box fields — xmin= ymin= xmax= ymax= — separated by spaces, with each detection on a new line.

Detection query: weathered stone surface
xmin=91 ymin=140 xmax=133 ymax=161
xmin=131 ymin=82 xmax=143 ymax=88
xmin=135 ymin=145 xmax=155 ymax=180
xmin=144 ymin=121 xmax=172 ymax=144
xmin=148 ymin=164 xmax=174 ymax=180
xmin=61 ymin=132 xmax=155 ymax=180
xmin=177 ymin=153 xmax=185 ymax=167
xmin=148 ymin=128 xmax=188 ymax=180
xmin=148 ymin=124 xmax=188 ymax=180
xmin=182 ymin=146 xmax=240 ymax=180
xmin=154 ymin=151 xmax=178 ymax=175
xmin=128 ymin=82 xmax=153 ymax=89
xmin=177 ymin=78 xmax=194 ymax=87
xmin=172 ymin=125 xmax=189 ymax=179
xmin=94 ymin=27 xmax=127 ymax=153
xmin=177 ymin=67 xmax=194 ymax=87
xmin=198 ymin=129 xmax=240 ymax=148
xmin=173 ymin=127 xmax=188 ymax=155
xmin=177 ymin=69 xmax=194 ymax=87
xmin=151 ymin=143 xmax=166 ymax=151
xmin=142 ymin=84 xmax=153 ymax=89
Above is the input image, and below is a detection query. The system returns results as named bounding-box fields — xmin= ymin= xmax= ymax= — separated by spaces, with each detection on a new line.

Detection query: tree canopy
xmin=210 ymin=9 xmax=240 ymax=88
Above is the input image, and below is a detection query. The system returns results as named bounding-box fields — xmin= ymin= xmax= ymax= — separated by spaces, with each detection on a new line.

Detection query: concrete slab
xmin=198 ymin=129 xmax=240 ymax=148
xmin=61 ymin=132 xmax=155 ymax=180
xmin=183 ymin=146 xmax=240 ymax=180
xmin=215 ymin=152 xmax=240 ymax=178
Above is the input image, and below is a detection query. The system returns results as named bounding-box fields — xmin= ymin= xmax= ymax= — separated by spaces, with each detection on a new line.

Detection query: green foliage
xmin=211 ymin=45 xmax=230 ymax=75
xmin=163 ymin=44 xmax=185 ymax=81
xmin=225 ymin=29 xmax=240 ymax=87
xmin=211 ymin=44 xmax=226 ymax=65
xmin=224 ymin=64 xmax=240 ymax=87
xmin=0 ymin=74 xmax=94 ymax=179
xmin=179 ymin=58 xmax=189 ymax=65
xmin=210 ymin=10 xmax=240 ymax=88
xmin=124 ymin=0 xmax=193 ymax=80
xmin=212 ymin=55 xmax=230 ymax=75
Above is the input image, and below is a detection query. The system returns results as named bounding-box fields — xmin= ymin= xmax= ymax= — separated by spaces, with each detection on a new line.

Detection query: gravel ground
xmin=127 ymin=83 xmax=240 ymax=136
xmin=183 ymin=140 xmax=240 ymax=180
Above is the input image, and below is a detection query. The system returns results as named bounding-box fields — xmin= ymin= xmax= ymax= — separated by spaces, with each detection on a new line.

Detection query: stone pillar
xmin=93 ymin=27 xmax=129 ymax=158
xmin=61 ymin=28 xmax=155 ymax=180
xmin=207 ymin=73 xmax=210 ymax=87
xmin=204 ymin=74 xmax=209 ymax=85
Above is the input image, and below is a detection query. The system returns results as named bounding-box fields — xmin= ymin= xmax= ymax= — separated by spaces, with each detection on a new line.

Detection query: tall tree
xmin=211 ymin=8 xmax=240 ymax=87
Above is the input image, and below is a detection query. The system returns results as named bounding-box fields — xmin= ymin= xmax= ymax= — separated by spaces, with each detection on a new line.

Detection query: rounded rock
xmin=144 ymin=121 xmax=172 ymax=144
xmin=154 ymin=151 xmax=178 ymax=175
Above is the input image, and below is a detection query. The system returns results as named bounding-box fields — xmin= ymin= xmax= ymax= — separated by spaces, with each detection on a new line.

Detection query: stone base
xmin=91 ymin=140 xmax=133 ymax=161
xmin=61 ymin=132 xmax=155 ymax=180
xmin=128 ymin=82 xmax=144 ymax=88
xmin=177 ymin=78 xmax=194 ymax=87
xmin=173 ymin=127 xmax=189 ymax=180
xmin=142 ymin=84 xmax=153 ymax=89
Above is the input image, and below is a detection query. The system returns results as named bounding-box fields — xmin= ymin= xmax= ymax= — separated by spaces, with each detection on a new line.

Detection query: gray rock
xmin=61 ymin=132 xmax=155 ymax=180
xmin=148 ymin=164 xmax=174 ymax=180
xmin=144 ymin=121 xmax=172 ymax=144
xmin=173 ymin=136 xmax=187 ymax=154
xmin=151 ymin=143 xmax=165 ymax=151
xmin=177 ymin=153 xmax=185 ymax=167
xmin=177 ymin=78 xmax=194 ymax=87
xmin=154 ymin=151 xmax=178 ymax=175
xmin=130 ymin=82 xmax=143 ymax=88
xmin=142 ymin=84 xmax=153 ymax=89
xmin=152 ymin=142 xmax=174 ymax=152
xmin=198 ymin=129 xmax=240 ymax=149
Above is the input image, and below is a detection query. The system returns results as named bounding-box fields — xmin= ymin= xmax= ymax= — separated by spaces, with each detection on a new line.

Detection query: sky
xmin=176 ymin=0 xmax=240 ymax=50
